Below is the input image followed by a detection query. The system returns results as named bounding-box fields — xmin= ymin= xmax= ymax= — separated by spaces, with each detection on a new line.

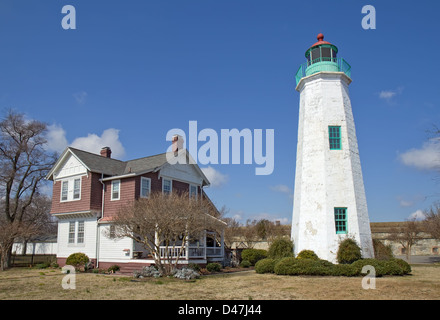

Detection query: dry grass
xmin=0 ymin=265 xmax=439 ymax=300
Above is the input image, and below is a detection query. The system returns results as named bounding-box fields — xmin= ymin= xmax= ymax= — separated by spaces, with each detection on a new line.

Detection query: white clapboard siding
xmin=12 ymin=242 xmax=58 ymax=255
xmin=57 ymin=218 xmax=97 ymax=259
xmin=98 ymin=224 xmax=133 ymax=261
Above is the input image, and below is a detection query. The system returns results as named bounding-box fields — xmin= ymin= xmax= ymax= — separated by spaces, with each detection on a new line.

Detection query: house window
xmin=140 ymin=177 xmax=151 ymax=198
xmin=334 ymin=207 xmax=347 ymax=234
xmin=61 ymin=181 xmax=69 ymax=201
xmin=190 ymin=185 xmax=197 ymax=199
xmin=68 ymin=222 xmax=75 ymax=244
xmin=109 ymin=225 xmax=116 ymax=239
xmin=111 ymin=180 xmax=120 ymax=200
xmin=432 ymin=247 xmax=439 ymax=255
xmin=77 ymin=221 xmax=84 ymax=244
xmin=60 ymin=177 xmax=82 ymax=202
xmin=329 ymin=126 xmax=341 ymax=150
xmin=163 ymin=179 xmax=172 ymax=195
xmin=73 ymin=178 xmax=81 ymax=200
xmin=68 ymin=221 xmax=85 ymax=245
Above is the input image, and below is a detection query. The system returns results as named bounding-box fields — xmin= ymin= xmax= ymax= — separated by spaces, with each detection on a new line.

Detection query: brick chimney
xmin=172 ymin=135 xmax=184 ymax=155
xmin=100 ymin=147 xmax=112 ymax=158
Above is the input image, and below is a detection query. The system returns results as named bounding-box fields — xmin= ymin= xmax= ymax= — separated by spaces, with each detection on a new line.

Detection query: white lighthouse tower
xmin=291 ymin=33 xmax=374 ymax=263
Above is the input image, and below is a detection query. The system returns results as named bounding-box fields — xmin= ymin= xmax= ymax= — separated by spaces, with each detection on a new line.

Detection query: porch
xmin=132 ymin=231 xmax=224 ymax=262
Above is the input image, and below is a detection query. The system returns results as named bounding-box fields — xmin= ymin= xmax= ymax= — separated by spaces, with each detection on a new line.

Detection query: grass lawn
xmin=0 ymin=265 xmax=439 ymax=300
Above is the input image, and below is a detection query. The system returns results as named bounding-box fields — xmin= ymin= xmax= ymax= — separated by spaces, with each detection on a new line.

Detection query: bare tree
xmin=18 ymin=194 xmax=56 ymax=255
xmin=0 ymin=110 xmax=56 ymax=270
xmin=389 ymin=219 xmax=423 ymax=263
xmin=112 ymin=191 xmax=224 ymax=276
xmin=423 ymin=203 xmax=440 ymax=240
xmin=222 ymin=216 xmax=241 ymax=250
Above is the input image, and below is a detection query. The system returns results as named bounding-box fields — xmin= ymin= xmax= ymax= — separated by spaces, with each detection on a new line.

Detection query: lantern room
xmin=295 ymin=33 xmax=351 ymax=85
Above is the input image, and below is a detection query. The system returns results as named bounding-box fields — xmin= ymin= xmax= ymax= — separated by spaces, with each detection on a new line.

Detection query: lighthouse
xmin=291 ymin=33 xmax=374 ymax=263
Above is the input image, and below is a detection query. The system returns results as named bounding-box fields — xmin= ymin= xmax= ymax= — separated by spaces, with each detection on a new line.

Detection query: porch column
xmin=220 ymin=229 xmax=225 ymax=260
xmin=154 ymin=225 xmax=159 ymax=260
xmin=203 ymin=230 xmax=207 ymax=260
xmin=185 ymin=235 xmax=189 ymax=260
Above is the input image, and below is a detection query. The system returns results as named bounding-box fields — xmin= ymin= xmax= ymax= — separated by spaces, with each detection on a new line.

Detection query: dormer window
xmin=60 ymin=177 xmax=81 ymax=202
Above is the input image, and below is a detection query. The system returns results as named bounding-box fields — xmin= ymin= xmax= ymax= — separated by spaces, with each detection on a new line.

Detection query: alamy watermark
xmin=165 ymin=121 xmax=274 ymax=176
xmin=61 ymin=265 xmax=76 ymax=290
xmin=361 ymin=265 xmax=376 ymax=290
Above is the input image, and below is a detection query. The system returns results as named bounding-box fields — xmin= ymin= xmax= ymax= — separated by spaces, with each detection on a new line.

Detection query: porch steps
xmin=116 ymin=263 xmax=152 ymax=275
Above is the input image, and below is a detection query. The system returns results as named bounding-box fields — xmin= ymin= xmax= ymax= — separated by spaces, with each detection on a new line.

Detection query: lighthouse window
xmin=334 ymin=208 xmax=347 ymax=234
xmin=311 ymin=48 xmax=321 ymax=61
xmin=329 ymin=126 xmax=341 ymax=150
xmin=321 ymin=47 xmax=331 ymax=60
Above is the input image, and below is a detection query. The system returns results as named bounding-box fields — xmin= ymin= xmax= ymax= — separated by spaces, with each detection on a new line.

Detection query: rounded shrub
xmin=66 ymin=252 xmax=89 ymax=271
xmin=206 ymin=262 xmax=222 ymax=272
xmin=297 ymin=250 xmax=319 ymax=260
xmin=268 ymin=238 xmax=294 ymax=259
xmin=108 ymin=265 xmax=120 ymax=273
xmin=188 ymin=263 xmax=201 ymax=272
xmin=381 ymin=260 xmax=405 ymax=276
xmin=240 ymin=260 xmax=251 ymax=268
xmin=372 ymin=239 xmax=394 ymax=260
xmin=391 ymin=258 xmax=411 ymax=275
xmin=336 ymin=238 xmax=362 ymax=264
xmin=241 ymin=248 xmax=267 ymax=265
xmin=255 ymin=258 xmax=277 ymax=274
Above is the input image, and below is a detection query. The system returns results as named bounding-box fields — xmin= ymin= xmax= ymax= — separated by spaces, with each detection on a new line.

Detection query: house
xmin=46 ymin=136 xmax=225 ymax=272
xmin=370 ymin=222 xmax=440 ymax=257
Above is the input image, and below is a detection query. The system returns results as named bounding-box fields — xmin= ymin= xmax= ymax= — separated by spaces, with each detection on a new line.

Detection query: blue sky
xmin=1 ymin=0 xmax=439 ymax=223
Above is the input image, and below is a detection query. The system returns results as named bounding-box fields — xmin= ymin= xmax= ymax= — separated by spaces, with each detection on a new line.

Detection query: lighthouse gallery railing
xmin=295 ymin=57 xmax=351 ymax=85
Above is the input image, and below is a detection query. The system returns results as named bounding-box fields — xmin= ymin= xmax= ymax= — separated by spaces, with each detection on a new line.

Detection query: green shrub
xmin=108 ymin=265 xmax=120 ymax=273
xmin=255 ymin=258 xmax=277 ymax=274
xmin=188 ymin=263 xmax=200 ymax=272
xmin=331 ymin=264 xmax=359 ymax=277
xmin=66 ymin=252 xmax=89 ymax=271
xmin=241 ymin=249 xmax=267 ymax=265
xmin=240 ymin=260 xmax=251 ymax=268
xmin=274 ymin=257 xmax=334 ymax=276
xmin=34 ymin=262 xmax=50 ymax=269
xmin=351 ymin=258 xmax=385 ymax=277
xmin=392 ymin=258 xmax=411 ymax=275
xmin=267 ymin=238 xmax=294 ymax=259
xmin=336 ymin=238 xmax=362 ymax=264
xmin=297 ymin=250 xmax=319 ymax=260
xmin=373 ymin=239 xmax=394 ymax=260
xmin=381 ymin=260 xmax=404 ymax=276
xmin=206 ymin=263 xmax=221 ymax=272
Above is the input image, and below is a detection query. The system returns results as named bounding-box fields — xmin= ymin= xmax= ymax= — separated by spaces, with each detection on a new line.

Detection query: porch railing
xmin=158 ymin=246 xmax=222 ymax=259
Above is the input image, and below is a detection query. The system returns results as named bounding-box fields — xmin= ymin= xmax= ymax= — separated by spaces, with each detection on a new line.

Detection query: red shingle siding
xmin=102 ymin=177 xmax=136 ymax=219
xmin=50 ymin=170 xmax=196 ymax=218
xmin=172 ymin=179 xmax=191 ymax=194
xmin=50 ymin=173 xmax=102 ymax=214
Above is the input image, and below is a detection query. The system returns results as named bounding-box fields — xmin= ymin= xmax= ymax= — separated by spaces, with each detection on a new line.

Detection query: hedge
xmin=269 ymin=257 xmax=411 ymax=277
xmin=241 ymin=249 xmax=267 ymax=265
xmin=255 ymin=258 xmax=278 ymax=274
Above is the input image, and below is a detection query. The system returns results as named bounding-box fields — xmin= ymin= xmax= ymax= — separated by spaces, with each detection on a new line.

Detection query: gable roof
xmin=46 ymin=147 xmax=210 ymax=186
